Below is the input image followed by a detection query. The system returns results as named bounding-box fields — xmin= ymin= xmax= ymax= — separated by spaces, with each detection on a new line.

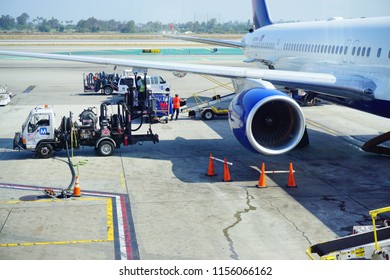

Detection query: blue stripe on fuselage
xmin=318 ymin=97 xmax=390 ymax=119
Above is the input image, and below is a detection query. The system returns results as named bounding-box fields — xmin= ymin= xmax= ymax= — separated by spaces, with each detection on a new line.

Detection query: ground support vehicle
xmin=284 ymin=88 xmax=318 ymax=106
xmin=117 ymin=73 xmax=170 ymax=95
xmin=14 ymin=77 xmax=160 ymax=158
xmin=181 ymin=93 xmax=235 ymax=120
xmin=0 ymin=85 xmax=12 ymax=106
xmin=83 ymin=72 xmax=120 ymax=95
xmin=306 ymin=206 xmax=390 ymax=260
xmin=83 ymin=70 xmax=170 ymax=96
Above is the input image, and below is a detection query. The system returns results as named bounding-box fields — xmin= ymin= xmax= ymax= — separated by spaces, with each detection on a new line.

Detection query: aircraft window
xmin=352 ymin=46 xmax=356 ymax=56
xmin=366 ymin=47 xmax=371 ymax=57
xmin=361 ymin=47 xmax=366 ymax=57
xmin=388 ymin=50 xmax=390 ymax=59
xmin=339 ymin=46 xmax=343 ymax=54
xmin=310 ymin=45 xmax=314 ymax=52
xmin=357 ymin=47 xmax=361 ymax=56
xmin=331 ymin=46 xmax=335 ymax=54
xmin=344 ymin=46 xmax=348 ymax=55
xmin=328 ymin=45 xmax=332 ymax=54
xmin=377 ymin=48 xmax=382 ymax=58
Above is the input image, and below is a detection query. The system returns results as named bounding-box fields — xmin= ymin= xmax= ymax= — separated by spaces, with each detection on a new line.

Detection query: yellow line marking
xmin=0 ymin=197 xmax=105 ymax=204
xmin=106 ymin=198 xmax=114 ymax=241
xmin=0 ymin=197 xmax=115 ymax=247
xmin=120 ymin=173 xmax=126 ymax=189
xmin=0 ymin=239 xmax=112 ymax=247
xmin=306 ymin=119 xmax=340 ymax=136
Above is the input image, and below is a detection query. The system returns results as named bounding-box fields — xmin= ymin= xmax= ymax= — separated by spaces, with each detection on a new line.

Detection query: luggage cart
xmin=149 ymin=92 xmax=172 ymax=123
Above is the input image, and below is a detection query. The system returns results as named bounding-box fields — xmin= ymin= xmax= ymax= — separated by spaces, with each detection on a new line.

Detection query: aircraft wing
xmin=0 ymin=50 xmax=335 ymax=89
xmin=163 ymin=34 xmax=244 ymax=48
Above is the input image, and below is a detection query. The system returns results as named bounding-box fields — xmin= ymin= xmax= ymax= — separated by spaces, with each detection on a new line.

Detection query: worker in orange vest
xmin=171 ymin=94 xmax=181 ymax=121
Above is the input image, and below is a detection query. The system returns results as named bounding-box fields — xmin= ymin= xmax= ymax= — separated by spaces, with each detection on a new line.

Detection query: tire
xmin=103 ymin=86 xmax=113 ymax=95
xmin=97 ymin=140 xmax=115 ymax=156
xmin=202 ymin=109 xmax=215 ymax=120
xmin=36 ymin=143 xmax=53 ymax=158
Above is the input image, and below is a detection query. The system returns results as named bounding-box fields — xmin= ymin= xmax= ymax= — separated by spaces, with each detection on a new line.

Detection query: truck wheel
xmin=103 ymin=86 xmax=113 ymax=95
xmin=97 ymin=140 xmax=115 ymax=156
xmin=36 ymin=143 xmax=53 ymax=158
xmin=202 ymin=109 xmax=215 ymax=120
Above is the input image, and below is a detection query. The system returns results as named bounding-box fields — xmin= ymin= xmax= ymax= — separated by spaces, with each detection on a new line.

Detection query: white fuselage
xmin=243 ymin=17 xmax=390 ymax=103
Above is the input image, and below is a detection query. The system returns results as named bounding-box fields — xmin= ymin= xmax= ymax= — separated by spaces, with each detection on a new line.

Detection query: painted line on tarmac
xmin=22 ymin=85 xmax=36 ymax=94
xmin=0 ymin=183 xmax=138 ymax=260
xmin=306 ymin=119 xmax=340 ymax=136
xmin=0 ymin=196 xmax=113 ymax=246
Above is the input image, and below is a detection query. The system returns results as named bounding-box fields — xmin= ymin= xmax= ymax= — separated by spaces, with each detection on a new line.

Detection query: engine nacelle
xmin=229 ymin=88 xmax=306 ymax=155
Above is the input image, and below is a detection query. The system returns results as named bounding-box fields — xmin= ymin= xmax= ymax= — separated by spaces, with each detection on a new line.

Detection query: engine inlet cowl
xmin=229 ymin=88 xmax=306 ymax=155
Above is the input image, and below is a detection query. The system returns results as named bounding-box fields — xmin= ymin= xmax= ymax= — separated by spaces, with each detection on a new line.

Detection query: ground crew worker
xmin=136 ymin=76 xmax=146 ymax=108
xmin=171 ymin=94 xmax=181 ymax=121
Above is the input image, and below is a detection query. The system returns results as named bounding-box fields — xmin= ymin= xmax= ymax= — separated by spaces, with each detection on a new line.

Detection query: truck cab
xmin=13 ymin=105 xmax=57 ymax=158
xmin=117 ymin=75 xmax=170 ymax=95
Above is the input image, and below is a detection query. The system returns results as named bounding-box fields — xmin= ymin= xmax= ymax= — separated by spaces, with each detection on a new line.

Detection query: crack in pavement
xmin=223 ymin=188 xmax=256 ymax=260
xmin=266 ymin=198 xmax=312 ymax=246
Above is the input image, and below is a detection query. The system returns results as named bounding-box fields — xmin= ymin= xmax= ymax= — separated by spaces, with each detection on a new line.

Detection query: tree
xmin=121 ymin=20 xmax=136 ymax=33
xmin=16 ymin=13 xmax=29 ymax=29
xmin=206 ymin=18 xmax=217 ymax=33
xmin=0 ymin=15 xmax=15 ymax=30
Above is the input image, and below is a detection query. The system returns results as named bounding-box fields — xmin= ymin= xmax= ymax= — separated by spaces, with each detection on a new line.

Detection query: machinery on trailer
xmin=306 ymin=206 xmax=390 ymax=260
xmin=181 ymin=93 xmax=235 ymax=120
xmin=83 ymin=71 xmax=120 ymax=95
xmin=14 ymin=72 xmax=161 ymax=158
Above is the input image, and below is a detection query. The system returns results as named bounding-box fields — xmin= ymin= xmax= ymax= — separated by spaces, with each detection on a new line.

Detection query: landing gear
xmin=362 ymin=131 xmax=390 ymax=156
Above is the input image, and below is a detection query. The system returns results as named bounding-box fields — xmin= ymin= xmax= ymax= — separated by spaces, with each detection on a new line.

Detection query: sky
xmin=0 ymin=0 xmax=389 ymax=24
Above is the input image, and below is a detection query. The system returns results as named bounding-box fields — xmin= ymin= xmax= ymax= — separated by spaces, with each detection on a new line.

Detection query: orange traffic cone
xmin=206 ymin=153 xmax=216 ymax=176
xmin=222 ymin=158 xmax=232 ymax=182
xmin=73 ymin=175 xmax=81 ymax=197
xmin=286 ymin=162 xmax=297 ymax=188
xmin=256 ymin=162 xmax=267 ymax=188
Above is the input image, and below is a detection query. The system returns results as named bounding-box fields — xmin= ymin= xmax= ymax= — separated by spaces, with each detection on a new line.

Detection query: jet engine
xmin=229 ymin=88 xmax=306 ymax=155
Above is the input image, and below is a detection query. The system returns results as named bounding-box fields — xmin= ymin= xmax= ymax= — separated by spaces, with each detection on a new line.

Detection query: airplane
xmin=0 ymin=0 xmax=389 ymax=156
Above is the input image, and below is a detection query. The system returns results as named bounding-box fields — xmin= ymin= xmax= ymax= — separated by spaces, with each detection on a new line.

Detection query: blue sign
xmin=39 ymin=127 xmax=48 ymax=135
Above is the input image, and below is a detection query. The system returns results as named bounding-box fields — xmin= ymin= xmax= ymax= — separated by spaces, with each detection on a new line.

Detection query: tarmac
xmin=0 ymin=40 xmax=389 ymax=260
